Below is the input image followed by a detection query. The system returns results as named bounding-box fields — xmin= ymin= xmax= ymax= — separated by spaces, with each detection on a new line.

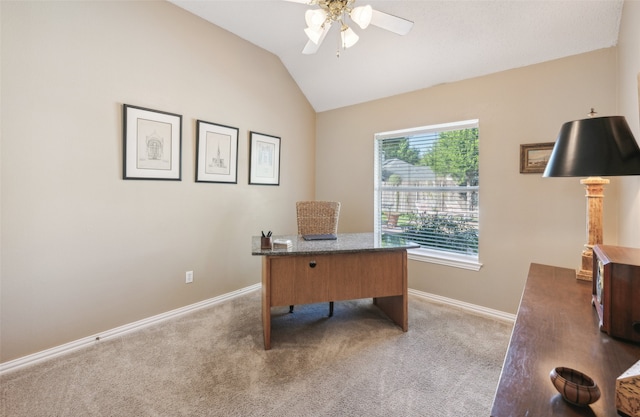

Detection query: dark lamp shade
xmin=543 ymin=116 xmax=640 ymax=177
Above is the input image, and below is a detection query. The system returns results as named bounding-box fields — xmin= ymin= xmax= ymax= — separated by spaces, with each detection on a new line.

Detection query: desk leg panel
xmin=374 ymin=295 xmax=408 ymax=331
xmin=262 ymin=256 xmax=271 ymax=350
xmin=373 ymin=251 xmax=408 ymax=331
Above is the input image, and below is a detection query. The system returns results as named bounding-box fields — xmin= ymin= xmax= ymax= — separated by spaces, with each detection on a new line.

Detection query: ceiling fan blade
xmin=302 ymin=39 xmax=321 ymax=54
xmin=370 ymin=9 xmax=414 ymax=35
xmin=302 ymin=22 xmax=331 ymax=54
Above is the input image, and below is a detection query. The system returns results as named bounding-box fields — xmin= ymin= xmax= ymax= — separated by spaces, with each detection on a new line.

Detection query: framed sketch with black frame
xmin=123 ymin=104 xmax=182 ymax=180
xmin=249 ymin=131 xmax=281 ymax=185
xmin=195 ymin=120 xmax=239 ymax=184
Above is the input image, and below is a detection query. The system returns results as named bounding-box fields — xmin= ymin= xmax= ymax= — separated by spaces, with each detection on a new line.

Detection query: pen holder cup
xmin=261 ymin=237 xmax=273 ymax=250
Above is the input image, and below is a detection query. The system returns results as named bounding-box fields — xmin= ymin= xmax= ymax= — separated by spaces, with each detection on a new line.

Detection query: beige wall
xmin=316 ymin=48 xmax=620 ymax=314
xmin=617 ymin=1 xmax=640 ymax=247
xmin=0 ymin=1 xmax=315 ymax=362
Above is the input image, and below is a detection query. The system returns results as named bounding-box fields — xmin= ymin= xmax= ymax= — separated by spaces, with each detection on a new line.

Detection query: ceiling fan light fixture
xmin=304 ymin=26 xmax=325 ymax=44
xmin=295 ymin=0 xmax=413 ymax=55
xmin=350 ymin=5 xmax=372 ymax=29
xmin=340 ymin=24 xmax=359 ymax=48
xmin=305 ymin=8 xmax=327 ymax=30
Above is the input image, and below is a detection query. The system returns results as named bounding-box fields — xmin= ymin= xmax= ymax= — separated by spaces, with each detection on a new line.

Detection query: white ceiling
xmin=169 ymin=0 xmax=624 ymax=112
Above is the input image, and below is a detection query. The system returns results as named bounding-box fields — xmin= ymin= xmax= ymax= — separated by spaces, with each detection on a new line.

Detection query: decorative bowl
xmin=550 ymin=367 xmax=601 ymax=406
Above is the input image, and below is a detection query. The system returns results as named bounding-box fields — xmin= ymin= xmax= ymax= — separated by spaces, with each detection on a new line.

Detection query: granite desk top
xmin=251 ymin=232 xmax=419 ymax=256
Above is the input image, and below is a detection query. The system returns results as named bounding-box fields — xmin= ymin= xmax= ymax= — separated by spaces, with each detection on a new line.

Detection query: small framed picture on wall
xmin=520 ymin=142 xmax=555 ymax=174
xmin=249 ymin=131 xmax=281 ymax=185
xmin=123 ymin=104 xmax=182 ymax=180
xmin=195 ymin=120 xmax=239 ymax=184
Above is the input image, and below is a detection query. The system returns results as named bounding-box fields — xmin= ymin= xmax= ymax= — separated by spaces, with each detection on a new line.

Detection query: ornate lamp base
xmin=576 ymin=177 xmax=609 ymax=281
xmin=577 ymin=248 xmax=594 ymax=281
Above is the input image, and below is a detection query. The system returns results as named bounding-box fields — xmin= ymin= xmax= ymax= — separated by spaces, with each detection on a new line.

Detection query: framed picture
xmin=249 ymin=131 xmax=281 ymax=185
xmin=123 ymin=104 xmax=182 ymax=180
xmin=520 ymin=142 xmax=555 ymax=174
xmin=195 ymin=120 xmax=239 ymax=183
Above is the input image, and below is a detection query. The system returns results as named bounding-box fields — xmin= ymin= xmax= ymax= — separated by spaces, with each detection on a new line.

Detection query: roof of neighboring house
xmin=382 ymin=159 xmax=436 ymax=183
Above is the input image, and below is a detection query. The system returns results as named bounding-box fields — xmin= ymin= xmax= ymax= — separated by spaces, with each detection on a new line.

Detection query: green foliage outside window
xmin=400 ymin=211 xmax=478 ymax=254
xmin=421 ymin=128 xmax=479 ymax=187
xmin=380 ymin=138 xmax=420 ymax=165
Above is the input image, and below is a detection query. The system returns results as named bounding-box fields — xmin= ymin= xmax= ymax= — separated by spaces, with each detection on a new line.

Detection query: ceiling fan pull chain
xmin=338 ymin=18 xmax=343 ymax=58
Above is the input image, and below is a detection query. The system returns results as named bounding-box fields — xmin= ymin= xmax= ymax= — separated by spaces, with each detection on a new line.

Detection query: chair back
xmin=296 ymin=201 xmax=340 ymax=235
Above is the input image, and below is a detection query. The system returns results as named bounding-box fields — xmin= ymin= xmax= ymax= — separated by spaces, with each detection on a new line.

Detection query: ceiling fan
xmin=285 ymin=0 xmax=414 ymax=56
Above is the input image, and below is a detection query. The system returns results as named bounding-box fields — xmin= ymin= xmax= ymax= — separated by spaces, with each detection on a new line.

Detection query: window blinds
xmin=374 ymin=120 xmax=479 ymax=257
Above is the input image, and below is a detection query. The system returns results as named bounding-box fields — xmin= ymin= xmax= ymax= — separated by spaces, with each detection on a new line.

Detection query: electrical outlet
xmin=185 ymin=270 xmax=193 ymax=284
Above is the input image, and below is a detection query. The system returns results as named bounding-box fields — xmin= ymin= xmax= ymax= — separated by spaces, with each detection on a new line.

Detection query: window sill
xmin=407 ymin=248 xmax=482 ymax=271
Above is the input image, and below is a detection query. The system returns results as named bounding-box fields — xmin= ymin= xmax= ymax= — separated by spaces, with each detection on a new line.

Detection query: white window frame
xmin=374 ymin=119 xmax=482 ymax=271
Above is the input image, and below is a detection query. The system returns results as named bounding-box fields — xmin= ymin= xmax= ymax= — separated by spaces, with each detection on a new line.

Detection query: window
xmin=374 ymin=120 xmax=481 ymax=270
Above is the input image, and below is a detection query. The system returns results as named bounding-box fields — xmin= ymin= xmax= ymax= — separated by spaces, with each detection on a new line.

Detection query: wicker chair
xmin=292 ymin=201 xmax=341 ymax=316
xmin=296 ymin=201 xmax=340 ymax=236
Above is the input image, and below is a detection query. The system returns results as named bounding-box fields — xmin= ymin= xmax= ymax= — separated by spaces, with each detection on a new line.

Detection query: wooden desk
xmin=252 ymin=233 xmax=419 ymax=350
xmin=491 ymin=263 xmax=640 ymax=416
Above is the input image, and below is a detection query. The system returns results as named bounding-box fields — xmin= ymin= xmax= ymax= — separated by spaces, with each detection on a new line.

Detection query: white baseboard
xmin=0 ymin=284 xmax=261 ymax=375
xmin=409 ymin=288 xmax=516 ymax=323
xmin=1 ymin=284 xmax=513 ymax=375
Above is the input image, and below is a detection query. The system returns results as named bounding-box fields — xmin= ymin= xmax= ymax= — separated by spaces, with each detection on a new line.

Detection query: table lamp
xmin=543 ymin=109 xmax=640 ymax=280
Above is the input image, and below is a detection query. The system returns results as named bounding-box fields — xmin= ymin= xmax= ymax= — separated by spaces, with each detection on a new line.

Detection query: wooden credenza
xmin=252 ymin=233 xmax=418 ymax=350
xmin=491 ymin=263 xmax=640 ymax=416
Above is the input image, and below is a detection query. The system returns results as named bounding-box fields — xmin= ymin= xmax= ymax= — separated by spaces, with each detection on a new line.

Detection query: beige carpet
xmin=1 ymin=290 xmax=512 ymax=416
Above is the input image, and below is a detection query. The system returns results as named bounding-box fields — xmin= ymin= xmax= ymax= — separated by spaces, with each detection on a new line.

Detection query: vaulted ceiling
xmin=170 ymin=0 xmax=624 ymax=112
